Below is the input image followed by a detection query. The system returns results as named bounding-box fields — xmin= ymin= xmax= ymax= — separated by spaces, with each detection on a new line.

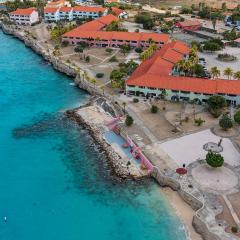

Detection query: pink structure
xmin=126 ymin=136 xmax=154 ymax=172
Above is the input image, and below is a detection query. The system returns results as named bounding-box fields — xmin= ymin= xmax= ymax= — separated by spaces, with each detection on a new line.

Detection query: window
xmin=148 ymin=87 xmax=156 ymax=90
xmin=180 ymin=91 xmax=190 ymax=94
xmin=171 ymin=90 xmax=179 ymax=93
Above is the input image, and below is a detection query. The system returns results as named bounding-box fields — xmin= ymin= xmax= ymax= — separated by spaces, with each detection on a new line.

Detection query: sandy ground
xmin=161 ymin=188 xmax=203 ymax=240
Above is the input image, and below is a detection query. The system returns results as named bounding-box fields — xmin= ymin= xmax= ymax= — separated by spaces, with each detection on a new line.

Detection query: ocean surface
xmin=0 ymin=31 xmax=187 ymax=240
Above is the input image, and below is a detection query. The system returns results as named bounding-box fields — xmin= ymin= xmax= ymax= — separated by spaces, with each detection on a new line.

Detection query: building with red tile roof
xmin=44 ymin=5 xmax=108 ymax=22
xmin=46 ymin=0 xmax=65 ymax=8
xmin=175 ymin=20 xmax=201 ymax=31
xmin=72 ymin=6 xmax=108 ymax=19
xmin=9 ymin=8 xmax=39 ymax=25
xmin=110 ymin=7 xmax=128 ymax=19
xmin=126 ymin=41 xmax=240 ymax=105
xmin=62 ymin=14 xmax=170 ymax=48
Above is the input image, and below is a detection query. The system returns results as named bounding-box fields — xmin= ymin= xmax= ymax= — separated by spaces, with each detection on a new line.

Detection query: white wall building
xmin=9 ymin=8 xmax=39 ymax=25
xmin=72 ymin=6 xmax=108 ymax=19
xmin=59 ymin=6 xmax=73 ymax=21
xmin=44 ymin=7 xmax=60 ymax=22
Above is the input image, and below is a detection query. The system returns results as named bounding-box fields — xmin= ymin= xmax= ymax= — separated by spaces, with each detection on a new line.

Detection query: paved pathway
xmin=222 ymin=195 xmax=240 ymax=227
xmin=126 ymin=106 xmax=158 ymax=143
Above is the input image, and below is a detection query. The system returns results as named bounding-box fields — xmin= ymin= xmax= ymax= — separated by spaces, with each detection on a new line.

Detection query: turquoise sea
xmin=0 ymin=31 xmax=187 ymax=240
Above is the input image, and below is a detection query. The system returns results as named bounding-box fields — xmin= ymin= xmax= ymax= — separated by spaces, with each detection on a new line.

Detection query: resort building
xmin=72 ymin=6 xmax=108 ymax=19
xmin=46 ymin=0 xmax=67 ymax=8
xmin=110 ymin=7 xmax=128 ymax=19
xmin=126 ymin=41 xmax=240 ymax=106
xmin=59 ymin=6 xmax=73 ymax=21
xmin=175 ymin=20 xmax=202 ymax=31
xmin=44 ymin=7 xmax=60 ymax=22
xmin=9 ymin=8 xmax=39 ymax=25
xmin=62 ymin=14 xmax=170 ymax=48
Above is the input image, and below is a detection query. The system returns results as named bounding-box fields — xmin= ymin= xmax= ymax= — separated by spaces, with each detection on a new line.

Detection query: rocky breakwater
xmin=66 ymin=98 xmax=149 ymax=180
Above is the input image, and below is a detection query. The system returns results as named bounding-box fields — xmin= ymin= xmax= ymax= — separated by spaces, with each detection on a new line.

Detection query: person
xmin=4 ymin=216 xmax=7 ymax=223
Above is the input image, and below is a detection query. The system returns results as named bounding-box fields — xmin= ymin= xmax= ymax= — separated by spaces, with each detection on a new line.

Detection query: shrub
xmin=85 ymin=56 xmax=90 ymax=62
xmin=219 ymin=114 xmax=233 ymax=131
xmin=61 ymin=41 xmax=69 ymax=47
xmin=231 ymin=226 xmax=238 ymax=233
xmin=105 ymin=48 xmax=113 ymax=54
xmin=150 ymin=105 xmax=158 ymax=113
xmin=208 ymin=96 xmax=226 ymax=110
xmin=74 ymin=46 xmax=84 ymax=53
xmin=135 ymin=47 xmax=143 ymax=53
xmin=96 ymin=73 xmax=104 ymax=78
xmin=210 ymin=108 xmax=222 ymax=118
xmin=206 ymin=151 xmax=224 ymax=168
xmin=133 ymin=98 xmax=139 ymax=103
xmin=234 ymin=110 xmax=240 ymax=124
xmin=125 ymin=115 xmax=134 ymax=126
xmin=109 ymin=56 xmax=118 ymax=62
xmin=194 ymin=118 xmax=205 ymax=126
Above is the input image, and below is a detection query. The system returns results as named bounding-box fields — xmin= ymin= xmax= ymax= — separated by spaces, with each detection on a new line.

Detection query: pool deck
xmin=75 ymin=100 xmax=149 ymax=179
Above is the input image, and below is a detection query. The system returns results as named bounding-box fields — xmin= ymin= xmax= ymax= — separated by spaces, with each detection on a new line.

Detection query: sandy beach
xmin=161 ymin=188 xmax=203 ymax=240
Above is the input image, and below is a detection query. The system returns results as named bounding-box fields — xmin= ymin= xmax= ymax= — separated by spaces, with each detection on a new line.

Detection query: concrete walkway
xmin=126 ymin=106 xmax=158 ymax=143
xmin=222 ymin=195 xmax=240 ymax=227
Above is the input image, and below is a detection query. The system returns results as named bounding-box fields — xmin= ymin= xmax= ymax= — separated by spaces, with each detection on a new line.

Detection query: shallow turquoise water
xmin=0 ymin=31 xmax=187 ymax=240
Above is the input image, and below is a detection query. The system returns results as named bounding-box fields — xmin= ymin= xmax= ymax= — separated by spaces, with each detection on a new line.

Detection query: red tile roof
xmin=59 ymin=6 xmax=72 ymax=12
xmin=126 ymin=41 xmax=240 ymax=95
xmin=10 ymin=7 xmax=36 ymax=15
xmin=44 ymin=7 xmax=59 ymax=13
xmin=73 ymin=6 xmax=106 ymax=13
xmin=97 ymin=14 xmax=118 ymax=25
xmin=111 ymin=7 xmax=124 ymax=16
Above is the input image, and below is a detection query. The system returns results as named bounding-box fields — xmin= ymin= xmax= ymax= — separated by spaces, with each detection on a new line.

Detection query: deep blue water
xmin=0 ymin=31 xmax=187 ymax=240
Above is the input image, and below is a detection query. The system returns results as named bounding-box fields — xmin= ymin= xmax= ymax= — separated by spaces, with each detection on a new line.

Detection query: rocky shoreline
xmin=65 ymin=102 xmax=148 ymax=180
xmin=1 ymin=22 xmax=238 ymax=240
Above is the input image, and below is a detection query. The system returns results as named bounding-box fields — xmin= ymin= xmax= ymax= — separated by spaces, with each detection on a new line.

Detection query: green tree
xmin=211 ymin=66 xmax=221 ymax=79
xmin=110 ymin=69 xmax=125 ymax=88
xmin=120 ymin=44 xmax=131 ymax=56
xmin=208 ymin=95 xmax=226 ymax=110
xmin=234 ymin=71 xmax=240 ymax=80
xmin=122 ymin=102 xmax=126 ymax=114
xmin=219 ymin=113 xmax=233 ymax=131
xmin=206 ymin=151 xmax=224 ymax=168
xmin=224 ymin=67 xmax=233 ymax=80
xmin=125 ymin=115 xmax=133 ymax=126
xmin=234 ymin=110 xmax=240 ymax=124
xmin=150 ymin=105 xmax=158 ymax=113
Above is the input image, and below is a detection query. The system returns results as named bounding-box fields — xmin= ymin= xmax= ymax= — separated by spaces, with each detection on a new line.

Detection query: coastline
xmin=0 ymin=22 xmax=236 ymax=240
xmin=162 ymin=187 xmax=203 ymax=240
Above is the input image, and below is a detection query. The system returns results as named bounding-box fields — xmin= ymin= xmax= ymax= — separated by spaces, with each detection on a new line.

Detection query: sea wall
xmin=151 ymin=167 xmax=237 ymax=240
xmin=65 ymin=106 xmax=146 ymax=180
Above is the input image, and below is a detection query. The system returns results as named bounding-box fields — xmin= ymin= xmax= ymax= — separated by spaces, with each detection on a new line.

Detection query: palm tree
xmin=100 ymin=86 xmax=105 ymax=95
xmin=224 ymin=67 xmax=233 ymax=80
xmin=91 ymin=79 xmax=97 ymax=88
xmin=211 ymin=66 xmax=220 ymax=79
xmin=122 ymin=102 xmax=126 ymax=114
xmin=160 ymin=89 xmax=168 ymax=110
xmin=176 ymin=60 xmax=185 ymax=74
xmin=234 ymin=71 xmax=240 ymax=80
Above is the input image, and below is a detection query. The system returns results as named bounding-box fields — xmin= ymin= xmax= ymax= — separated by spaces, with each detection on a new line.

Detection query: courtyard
xmin=159 ymin=129 xmax=240 ymax=167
